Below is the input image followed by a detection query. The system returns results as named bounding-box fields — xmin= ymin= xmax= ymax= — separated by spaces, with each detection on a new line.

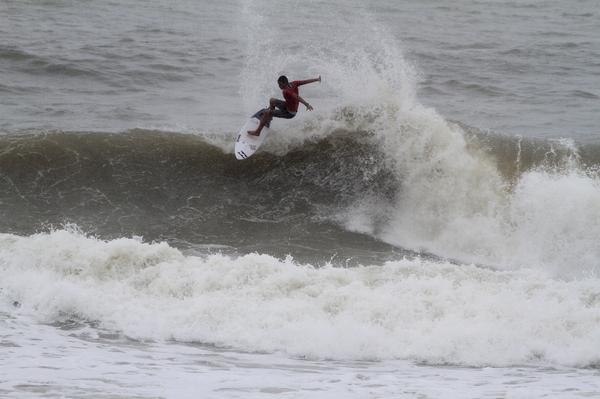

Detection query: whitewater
xmin=2 ymin=0 xmax=600 ymax=397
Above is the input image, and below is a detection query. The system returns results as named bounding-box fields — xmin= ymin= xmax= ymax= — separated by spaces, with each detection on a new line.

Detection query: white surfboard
xmin=234 ymin=109 xmax=272 ymax=160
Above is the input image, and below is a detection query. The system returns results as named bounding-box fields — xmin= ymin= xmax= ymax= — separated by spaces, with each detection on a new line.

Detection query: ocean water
xmin=1 ymin=0 xmax=600 ymax=398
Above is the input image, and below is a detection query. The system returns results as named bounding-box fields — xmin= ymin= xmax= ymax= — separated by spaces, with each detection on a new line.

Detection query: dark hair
xmin=277 ymin=75 xmax=289 ymax=84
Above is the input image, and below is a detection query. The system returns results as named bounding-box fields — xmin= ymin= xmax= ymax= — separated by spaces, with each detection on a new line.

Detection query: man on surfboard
xmin=247 ymin=75 xmax=321 ymax=136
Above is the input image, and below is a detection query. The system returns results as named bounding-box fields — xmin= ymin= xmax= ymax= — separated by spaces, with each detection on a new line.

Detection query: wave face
xmin=2 ymin=125 xmax=600 ymax=276
xmin=0 ymin=129 xmax=403 ymax=263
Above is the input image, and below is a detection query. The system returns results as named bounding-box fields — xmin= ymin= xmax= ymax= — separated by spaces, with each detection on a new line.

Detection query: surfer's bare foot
xmin=247 ymin=130 xmax=260 ymax=136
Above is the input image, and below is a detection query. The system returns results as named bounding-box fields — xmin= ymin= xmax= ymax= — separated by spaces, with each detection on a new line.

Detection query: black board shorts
xmin=271 ymin=99 xmax=296 ymax=119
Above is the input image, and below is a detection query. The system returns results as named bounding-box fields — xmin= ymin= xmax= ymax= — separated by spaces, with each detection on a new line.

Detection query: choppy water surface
xmin=1 ymin=0 xmax=600 ymax=397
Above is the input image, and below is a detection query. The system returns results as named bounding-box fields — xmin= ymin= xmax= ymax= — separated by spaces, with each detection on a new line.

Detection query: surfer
xmin=247 ymin=75 xmax=321 ymax=136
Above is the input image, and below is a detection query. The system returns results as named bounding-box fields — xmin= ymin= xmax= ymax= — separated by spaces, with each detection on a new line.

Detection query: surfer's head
xmin=277 ymin=75 xmax=289 ymax=88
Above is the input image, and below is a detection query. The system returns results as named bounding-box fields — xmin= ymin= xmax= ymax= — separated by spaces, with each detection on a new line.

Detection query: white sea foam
xmin=268 ymin=5 xmax=600 ymax=278
xmin=347 ymin=104 xmax=590 ymax=269
xmin=362 ymin=107 xmax=600 ymax=277
xmin=1 ymin=229 xmax=599 ymax=368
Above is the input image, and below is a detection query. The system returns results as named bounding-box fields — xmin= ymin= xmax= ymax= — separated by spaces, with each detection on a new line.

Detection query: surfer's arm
xmin=297 ymin=95 xmax=314 ymax=111
xmin=288 ymin=91 xmax=314 ymax=111
xmin=296 ymin=75 xmax=321 ymax=86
